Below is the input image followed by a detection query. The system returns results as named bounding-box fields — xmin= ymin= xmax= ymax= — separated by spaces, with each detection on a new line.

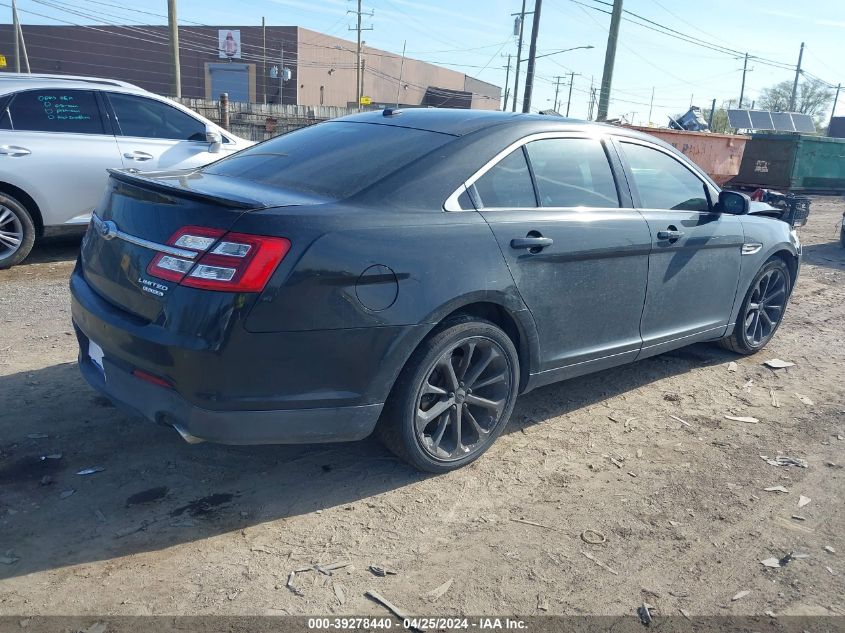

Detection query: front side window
xmin=525 ymin=138 xmax=620 ymax=208
xmin=473 ymin=148 xmax=536 ymax=208
xmin=621 ymin=142 xmax=710 ymax=211
xmin=108 ymin=93 xmax=206 ymax=141
xmin=8 ymin=90 xmax=105 ymax=134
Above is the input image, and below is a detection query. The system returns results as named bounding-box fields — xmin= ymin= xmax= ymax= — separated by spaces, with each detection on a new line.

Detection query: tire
xmin=0 ymin=193 xmax=36 ymax=269
xmin=720 ymin=257 xmax=792 ymax=355
xmin=376 ymin=317 xmax=520 ymax=473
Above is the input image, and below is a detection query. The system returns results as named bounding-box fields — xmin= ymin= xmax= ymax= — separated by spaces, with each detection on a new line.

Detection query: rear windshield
xmin=203 ymin=121 xmax=453 ymax=198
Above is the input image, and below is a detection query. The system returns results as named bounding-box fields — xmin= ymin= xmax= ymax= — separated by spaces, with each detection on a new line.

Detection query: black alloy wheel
xmin=378 ymin=318 xmax=520 ymax=473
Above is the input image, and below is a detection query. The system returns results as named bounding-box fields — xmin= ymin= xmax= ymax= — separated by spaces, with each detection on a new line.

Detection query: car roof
xmin=0 ymin=73 xmax=145 ymax=95
xmin=333 ymin=107 xmax=659 ymax=142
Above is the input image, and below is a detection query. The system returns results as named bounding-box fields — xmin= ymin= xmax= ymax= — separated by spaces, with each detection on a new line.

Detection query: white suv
xmin=0 ymin=74 xmax=252 ymax=268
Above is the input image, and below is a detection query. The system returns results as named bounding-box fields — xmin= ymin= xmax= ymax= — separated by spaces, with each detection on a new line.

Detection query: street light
xmin=534 ymin=45 xmax=594 ymax=60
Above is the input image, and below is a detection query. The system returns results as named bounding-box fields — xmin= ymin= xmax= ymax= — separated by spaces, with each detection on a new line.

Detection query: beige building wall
xmin=295 ymin=27 xmax=500 ymax=109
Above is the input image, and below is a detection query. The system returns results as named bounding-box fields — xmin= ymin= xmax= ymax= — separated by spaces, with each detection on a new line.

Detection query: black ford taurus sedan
xmin=71 ymin=109 xmax=801 ymax=472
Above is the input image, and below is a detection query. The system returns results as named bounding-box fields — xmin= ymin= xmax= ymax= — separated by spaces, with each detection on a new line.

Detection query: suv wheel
xmin=720 ymin=257 xmax=792 ymax=354
xmin=0 ymin=194 xmax=36 ymax=269
xmin=377 ymin=317 xmax=520 ymax=473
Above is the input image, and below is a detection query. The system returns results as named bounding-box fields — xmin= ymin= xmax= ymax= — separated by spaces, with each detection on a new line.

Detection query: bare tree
xmin=758 ymin=78 xmax=833 ymax=120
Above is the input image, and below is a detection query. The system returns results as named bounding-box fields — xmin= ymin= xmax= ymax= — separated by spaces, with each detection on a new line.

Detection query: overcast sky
xmin=9 ymin=0 xmax=844 ymax=125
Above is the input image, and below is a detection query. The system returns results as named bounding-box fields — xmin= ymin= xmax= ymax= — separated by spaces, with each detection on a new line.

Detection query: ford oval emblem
xmin=98 ymin=219 xmax=118 ymax=240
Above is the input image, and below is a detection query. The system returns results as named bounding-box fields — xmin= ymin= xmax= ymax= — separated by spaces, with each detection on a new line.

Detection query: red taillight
xmin=132 ymin=369 xmax=172 ymax=389
xmin=147 ymin=227 xmax=290 ymax=293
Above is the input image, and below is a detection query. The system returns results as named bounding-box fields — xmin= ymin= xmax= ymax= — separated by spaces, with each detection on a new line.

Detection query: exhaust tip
xmin=172 ymin=423 xmax=204 ymax=445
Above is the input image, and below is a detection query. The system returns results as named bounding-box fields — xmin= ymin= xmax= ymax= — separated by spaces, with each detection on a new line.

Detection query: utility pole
xmin=708 ymin=97 xmax=716 ymax=129
xmin=588 ymin=86 xmax=597 ymax=120
xmin=647 ymin=86 xmax=654 ymax=124
xmin=830 ymin=83 xmax=841 ymax=129
xmin=738 ymin=52 xmax=748 ymax=109
xmin=167 ymin=0 xmax=181 ymax=98
xmin=566 ymin=71 xmax=575 ymax=116
xmin=511 ymin=0 xmax=528 ymax=112
xmin=396 ymin=40 xmax=406 ymax=108
xmin=262 ymin=17 xmax=267 ymax=104
xmin=597 ymin=0 xmax=623 ymax=121
xmin=349 ymin=0 xmax=373 ymax=110
xmin=503 ymin=54 xmax=512 ymax=111
xmin=552 ymin=75 xmax=562 ymax=112
xmin=12 ymin=0 xmax=19 ymax=73
xmin=521 ymin=0 xmax=542 ymax=113
xmin=789 ymin=41 xmax=804 ymax=112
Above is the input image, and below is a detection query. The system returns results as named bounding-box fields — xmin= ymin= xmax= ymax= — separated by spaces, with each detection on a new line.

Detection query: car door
xmin=470 ymin=134 xmax=652 ymax=381
xmin=104 ymin=92 xmax=230 ymax=171
xmin=615 ymin=138 xmax=743 ymax=358
xmin=0 ymin=88 xmax=123 ymax=227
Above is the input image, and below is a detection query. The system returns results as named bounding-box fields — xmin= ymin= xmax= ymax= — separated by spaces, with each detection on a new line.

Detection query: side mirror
xmin=716 ymin=190 xmax=750 ymax=215
xmin=206 ymin=125 xmax=223 ymax=153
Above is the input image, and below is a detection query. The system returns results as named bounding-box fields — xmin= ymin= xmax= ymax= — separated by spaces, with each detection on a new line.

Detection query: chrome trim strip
xmin=442 ymin=130 xmax=602 ymax=212
xmin=741 ymin=243 xmax=763 ymax=255
xmin=91 ymin=214 xmax=198 ymax=259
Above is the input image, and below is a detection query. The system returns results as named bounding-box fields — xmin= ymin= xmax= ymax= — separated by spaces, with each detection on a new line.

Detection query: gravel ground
xmin=0 ymin=198 xmax=843 ymax=618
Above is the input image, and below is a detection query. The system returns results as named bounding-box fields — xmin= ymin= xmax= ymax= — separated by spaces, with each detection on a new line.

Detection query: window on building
xmin=8 ymin=90 xmax=105 ymax=134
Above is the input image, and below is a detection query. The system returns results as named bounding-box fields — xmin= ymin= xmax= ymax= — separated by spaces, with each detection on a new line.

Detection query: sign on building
xmin=219 ymin=30 xmax=242 ymax=59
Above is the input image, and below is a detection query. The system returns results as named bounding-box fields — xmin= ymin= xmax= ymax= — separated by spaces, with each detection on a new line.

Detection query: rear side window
xmin=204 ymin=121 xmax=453 ymax=199
xmin=525 ymin=138 xmax=620 ymax=207
xmin=8 ymin=90 xmax=105 ymax=134
xmin=621 ymin=142 xmax=710 ymax=211
xmin=108 ymin=93 xmax=206 ymax=141
xmin=473 ymin=148 xmax=536 ymax=208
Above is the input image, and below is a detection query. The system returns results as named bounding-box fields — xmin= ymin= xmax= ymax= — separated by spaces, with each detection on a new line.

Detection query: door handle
xmin=657 ymin=228 xmax=685 ymax=241
xmin=0 ymin=145 xmax=31 ymax=157
xmin=510 ymin=236 xmax=553 ymax=250
xmin=123 ymin=151 xmax=154 ymax=161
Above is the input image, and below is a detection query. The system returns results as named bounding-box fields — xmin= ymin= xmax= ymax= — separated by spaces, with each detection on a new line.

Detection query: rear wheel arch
xmin=0 ymin=182 xmax=43 ymax=236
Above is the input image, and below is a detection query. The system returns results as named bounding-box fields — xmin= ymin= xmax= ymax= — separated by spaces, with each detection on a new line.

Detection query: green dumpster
xmin=731 ymin=133 xmax=845 ymax=193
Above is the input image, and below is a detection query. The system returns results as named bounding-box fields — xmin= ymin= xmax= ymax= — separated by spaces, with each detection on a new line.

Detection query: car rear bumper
xmin=75 ymin=346 xmax=382 ymax=444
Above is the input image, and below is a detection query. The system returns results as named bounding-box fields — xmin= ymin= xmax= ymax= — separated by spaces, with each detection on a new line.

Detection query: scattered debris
xmin=727 ymin=362 xmax=738 ymax=372
xmin=76 ymin=466 xmax=105 ymax=476
xmin=798 ymin=495 xmax=811 ymax=508
xmin=26 ymin=433 xmax=48 ymax=439
xmin=769 ymin=388 xmax=780 ymax=408
xmin=724 ymin=415 xmax=759 ymax=423
xmin=333 ymin=583 xmax=346 ymax=605
xmin=369 ymin=565 xmax=397 ymax=577
xmin=763 ymin=486 xmax=789 ymax=493
xmin=0 ymin=554 xmax=19 ymax=565
xmin=40 ymin=453 xmax=62 ymax=461
xmin=39 ymin=475 xmax=53 ymax=486
xmin=286 ymin=571 xmax=304 ymax=597
xmin=791 ymin=515 xmax=806 ymax=521
xmin=731 ymin=590 xmax=750 ymax=601
xmin=765 ymin=611 xmax=777 ymax=618
xmin=81 ymin=623 xmax=107 ymax=633
xmin=636 ymin=449 xmax=643 ymax=459
xmin=316 ymin=560 xmax=352 ymax=576
xmin=580 ymin=529 xmax=606 ymax=544
xmin=537 ymin=593 xmax=549 ymax=611
xmin=663 ymin=392 xmax=681 ymax=402
xmin=510 ymin=517 xmax=554 ymax=530
xmin=761 ymin=455 xmax=808 ymax=468
xmin=761 ymin=557 xmax=782 ymax=568
xmin=826 ymin=567 xmax=837 ymax=576
xmin=59 ymin=489 xmax=75 ymax=499
xmin=637 ymin=602 xmax=653 ymax=626
xmin=679 ymin=608 xmax=692 ymax=621
xmin=365 ymin=591 xmax=413 ymax=624
xmin=423 ymin=579 xmax=453 ymax=602
xmin=795 ymin=393 xmax=814 ymax=406
xmin=764 ymin=359 xmax=795 ymax=369
xmin=581 ymin=550 xmax=618 ymax=575
xmin=670 ymin=414 xmax=692 ymax=427
xmin=94 ymin=509 xmax=106 ymax=523
xmin=823 ymin=546 xmax=836 ymax=555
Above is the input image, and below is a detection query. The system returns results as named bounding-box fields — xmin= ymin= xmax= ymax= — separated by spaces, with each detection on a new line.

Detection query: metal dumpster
xmin=627 ymin=126 xmax=748 ymax=185
xmin=730 ymin=133 xmax=845 ymax=193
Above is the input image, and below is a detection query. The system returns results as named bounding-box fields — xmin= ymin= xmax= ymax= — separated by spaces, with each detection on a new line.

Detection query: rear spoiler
xmin=107 ymin=169 xmax=263 ymax=210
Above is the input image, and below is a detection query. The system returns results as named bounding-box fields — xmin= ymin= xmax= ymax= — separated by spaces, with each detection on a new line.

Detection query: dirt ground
xmin=0 ymin=198 xmax=843 ymax=619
